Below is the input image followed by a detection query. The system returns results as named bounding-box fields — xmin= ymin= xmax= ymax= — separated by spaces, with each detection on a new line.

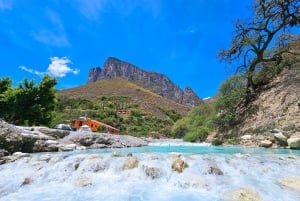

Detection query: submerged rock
xmin=143 ymin=165 xmax=162 ymax=179
xmin=208 ymin=164 xmax=224 ymax=175
xmin=73 ymin=177 xmax=93 ymax=187
xmin=228 ymin=188 xmax=263 ymax=201
xmin=279 ymin=177 xmax=300 ymax=192
xmin=122 ymin=156 xmax=139 ymax=170
xmin=21 ymin=177 xmax=32 ymax=186
xmin=111 ymin=152 xmax=122 ymax=157
xmin=171 ymin=158 xmax=188 ymax=173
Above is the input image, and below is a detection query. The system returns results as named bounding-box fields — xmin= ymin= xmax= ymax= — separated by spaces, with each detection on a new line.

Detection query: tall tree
xmin=219 ymin=0 xmax=300 ymax=101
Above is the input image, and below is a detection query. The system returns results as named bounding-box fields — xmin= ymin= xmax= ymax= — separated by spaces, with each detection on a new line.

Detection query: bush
xmin=183 ymin=127 xmax=210 ymax=142
xmin=211 ymin=138 xmax=223 ymax=146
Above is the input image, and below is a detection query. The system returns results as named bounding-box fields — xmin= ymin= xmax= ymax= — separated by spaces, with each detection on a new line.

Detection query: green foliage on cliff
xmin=172 ymin=101 xmax=217 ymax=142
xmin=53 ymin=96 xmax=176 ymax=136
xmin=0 ymin=75 xmax=57 ymax=126
xmin=214 ymin=75 xmax=247 ymax=130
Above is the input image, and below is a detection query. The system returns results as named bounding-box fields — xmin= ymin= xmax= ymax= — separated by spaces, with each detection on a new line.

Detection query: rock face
xmin=88 ymin=57 xmax=202 ymax=106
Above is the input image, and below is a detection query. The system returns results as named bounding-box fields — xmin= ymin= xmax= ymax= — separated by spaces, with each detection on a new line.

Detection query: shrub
xmin=183 ymin=127 xmax=210 ymax=142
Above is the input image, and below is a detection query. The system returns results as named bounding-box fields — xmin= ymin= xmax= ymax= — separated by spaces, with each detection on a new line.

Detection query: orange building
xmin=72 ymin=117 xmax=120 ymax=134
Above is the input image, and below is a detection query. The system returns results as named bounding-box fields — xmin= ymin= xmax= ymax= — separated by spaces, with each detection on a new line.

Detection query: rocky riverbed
xmin=0 ymin=120 xmax=148 ymax=164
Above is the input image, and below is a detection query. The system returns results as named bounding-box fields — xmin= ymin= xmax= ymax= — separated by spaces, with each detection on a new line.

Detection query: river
xmin=0 ymin=141 xmax=300 ymax=201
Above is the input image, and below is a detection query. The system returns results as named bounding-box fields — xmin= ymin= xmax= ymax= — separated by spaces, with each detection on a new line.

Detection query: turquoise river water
xmin=0 ymin=142 xmax=300 ymax=201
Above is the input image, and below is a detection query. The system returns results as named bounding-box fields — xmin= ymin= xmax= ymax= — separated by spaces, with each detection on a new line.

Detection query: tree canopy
xmin=219 ymin=0 xmax=300 ymax=100
xmin=0 ymin=75 xmax=57 ymax=126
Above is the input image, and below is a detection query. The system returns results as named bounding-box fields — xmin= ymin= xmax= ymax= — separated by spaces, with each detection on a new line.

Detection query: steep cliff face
xmin=88 ymin=57 xmax=202 ymax=106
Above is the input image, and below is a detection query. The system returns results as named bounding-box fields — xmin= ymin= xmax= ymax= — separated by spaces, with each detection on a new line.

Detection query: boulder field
xmin=0 ymin=120 xmax=148 ymax=164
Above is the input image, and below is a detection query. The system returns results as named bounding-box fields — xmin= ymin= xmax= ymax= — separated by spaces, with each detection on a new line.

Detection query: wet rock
xmin=0 ymin=149 xmax=9 ymax=157
xmin=59 ymin=144 xmax=76 ymax=152
xmin=143 ymin=165 xmax=162 ymax=179
xmin=228 ymin=188 xmax=263 ymax=201
xmin=287 ymin=133 xmax=300 ymax=149
xmin=273 ymin=129 xmax=288 ymax=146
xmin=259 ymin=140 xmax=273 ymax=148
xmin=89 ymin=143 xmax=106 ymax=149
xmin=22 ymin=177 xmax=32 ymax=186
xmin=73 ymin=177 xmax=93 ymax=187
xmin=208 ymin=164 xmax=224 ymax=175
xmin=171 ymin=158 xmax=188 ymax=173
xmin=12 ymin=152 xmax=30 ymax=159
xmin=279 ymin=177 xmax=300 ymax=192
xmin=111 ymin=152 xmax=122 ymax=157
xmin=122 ymin=156 xmax=139 ymax=170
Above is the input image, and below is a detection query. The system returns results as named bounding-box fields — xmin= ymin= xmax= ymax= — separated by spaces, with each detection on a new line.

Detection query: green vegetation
xmin=53 ymin=96 xmax=176 ymax=137
xmin=0 ymin=75 xmax=57 ymax=126
xmin=172 ymin=101 xmax=217 ymax=142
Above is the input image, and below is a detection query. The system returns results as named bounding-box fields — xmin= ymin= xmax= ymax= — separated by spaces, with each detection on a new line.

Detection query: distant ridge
xmin=88 ymin=57 xmax=202 ymax=106
xmin=58 ymin=78 xmax=191 ymax=119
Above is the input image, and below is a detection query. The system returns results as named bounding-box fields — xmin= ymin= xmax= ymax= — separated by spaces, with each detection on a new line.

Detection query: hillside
xmin=58 ymin=78 xmax=191 ymax=119
xmin=235 ymin=68 xmax=300 ymax=136
xmin=88 ymin=57 xmax=202 ymax=106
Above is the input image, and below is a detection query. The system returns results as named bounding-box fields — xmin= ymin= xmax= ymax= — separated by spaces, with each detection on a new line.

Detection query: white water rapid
xmin=0 ymin=144 xmax=300 ymax=201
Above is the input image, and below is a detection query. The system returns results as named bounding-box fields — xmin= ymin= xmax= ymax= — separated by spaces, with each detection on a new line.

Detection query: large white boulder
xmin=287 ymin=133 xmax=300 ymax=149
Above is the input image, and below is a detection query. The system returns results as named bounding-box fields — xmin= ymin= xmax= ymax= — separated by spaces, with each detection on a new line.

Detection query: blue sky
xmin=0 ymin=0 xmax=252 ymax=99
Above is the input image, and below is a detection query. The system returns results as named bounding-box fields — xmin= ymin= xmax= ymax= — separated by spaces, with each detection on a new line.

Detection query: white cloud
xmin=19 ymin=66 xmax=45 ymax=76
xmin=47 ymin=57 xmax=79 ymax=77
xmin=20 ymin=57 xmax=79 ymax=78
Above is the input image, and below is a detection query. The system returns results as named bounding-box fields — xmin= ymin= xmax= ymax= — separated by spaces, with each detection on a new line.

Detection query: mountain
xmin=58 ymin=78 xmax=191 ymax=119
xmin=88 ymin=57 xmax=202 ymax=106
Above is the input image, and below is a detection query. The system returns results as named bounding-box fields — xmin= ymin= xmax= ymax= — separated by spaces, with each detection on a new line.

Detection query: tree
xmin=0 ymin=75 xmax=57 ymax=126
xmin=219 ymin=0 xmax=300 ymax=101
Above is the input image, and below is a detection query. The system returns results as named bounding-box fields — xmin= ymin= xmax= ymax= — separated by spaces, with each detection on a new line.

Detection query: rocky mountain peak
xmin=88 ymin=57 xmax=202 ymax=106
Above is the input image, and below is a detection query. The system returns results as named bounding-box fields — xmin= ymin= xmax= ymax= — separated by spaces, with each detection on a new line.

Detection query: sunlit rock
xmin=59 ymin=144 xmax=76 ymax=152
xmin=73 ymin=177 xmax=93 ymax=187
xmin=259 ymin=140 xmax=272 ymax=148
xmin=12 ymin=152 xmax=30 ymax=159
xmin=228 ymin=188 xmax=263 ymax=201
xmin=273 ymin=129 xmax=288 ymax=146
xmin=240 ymin=135 xmax=255 ymax=146
xmin=122 ymin=156 xmax=139 ymax=170
xmin=171 ymin=158 xmax=188 ymax=173
xmin=287 ymin=133 xmax=300 ymax=149
xmin=112 ymin=152 xmax=122 ymax=157
xmin=279 ymin=177 xmax=300 ymax=192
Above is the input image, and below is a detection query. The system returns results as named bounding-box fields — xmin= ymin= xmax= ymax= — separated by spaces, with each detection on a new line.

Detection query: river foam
xmin=0 ymin=145 xmax=299 ymax=201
